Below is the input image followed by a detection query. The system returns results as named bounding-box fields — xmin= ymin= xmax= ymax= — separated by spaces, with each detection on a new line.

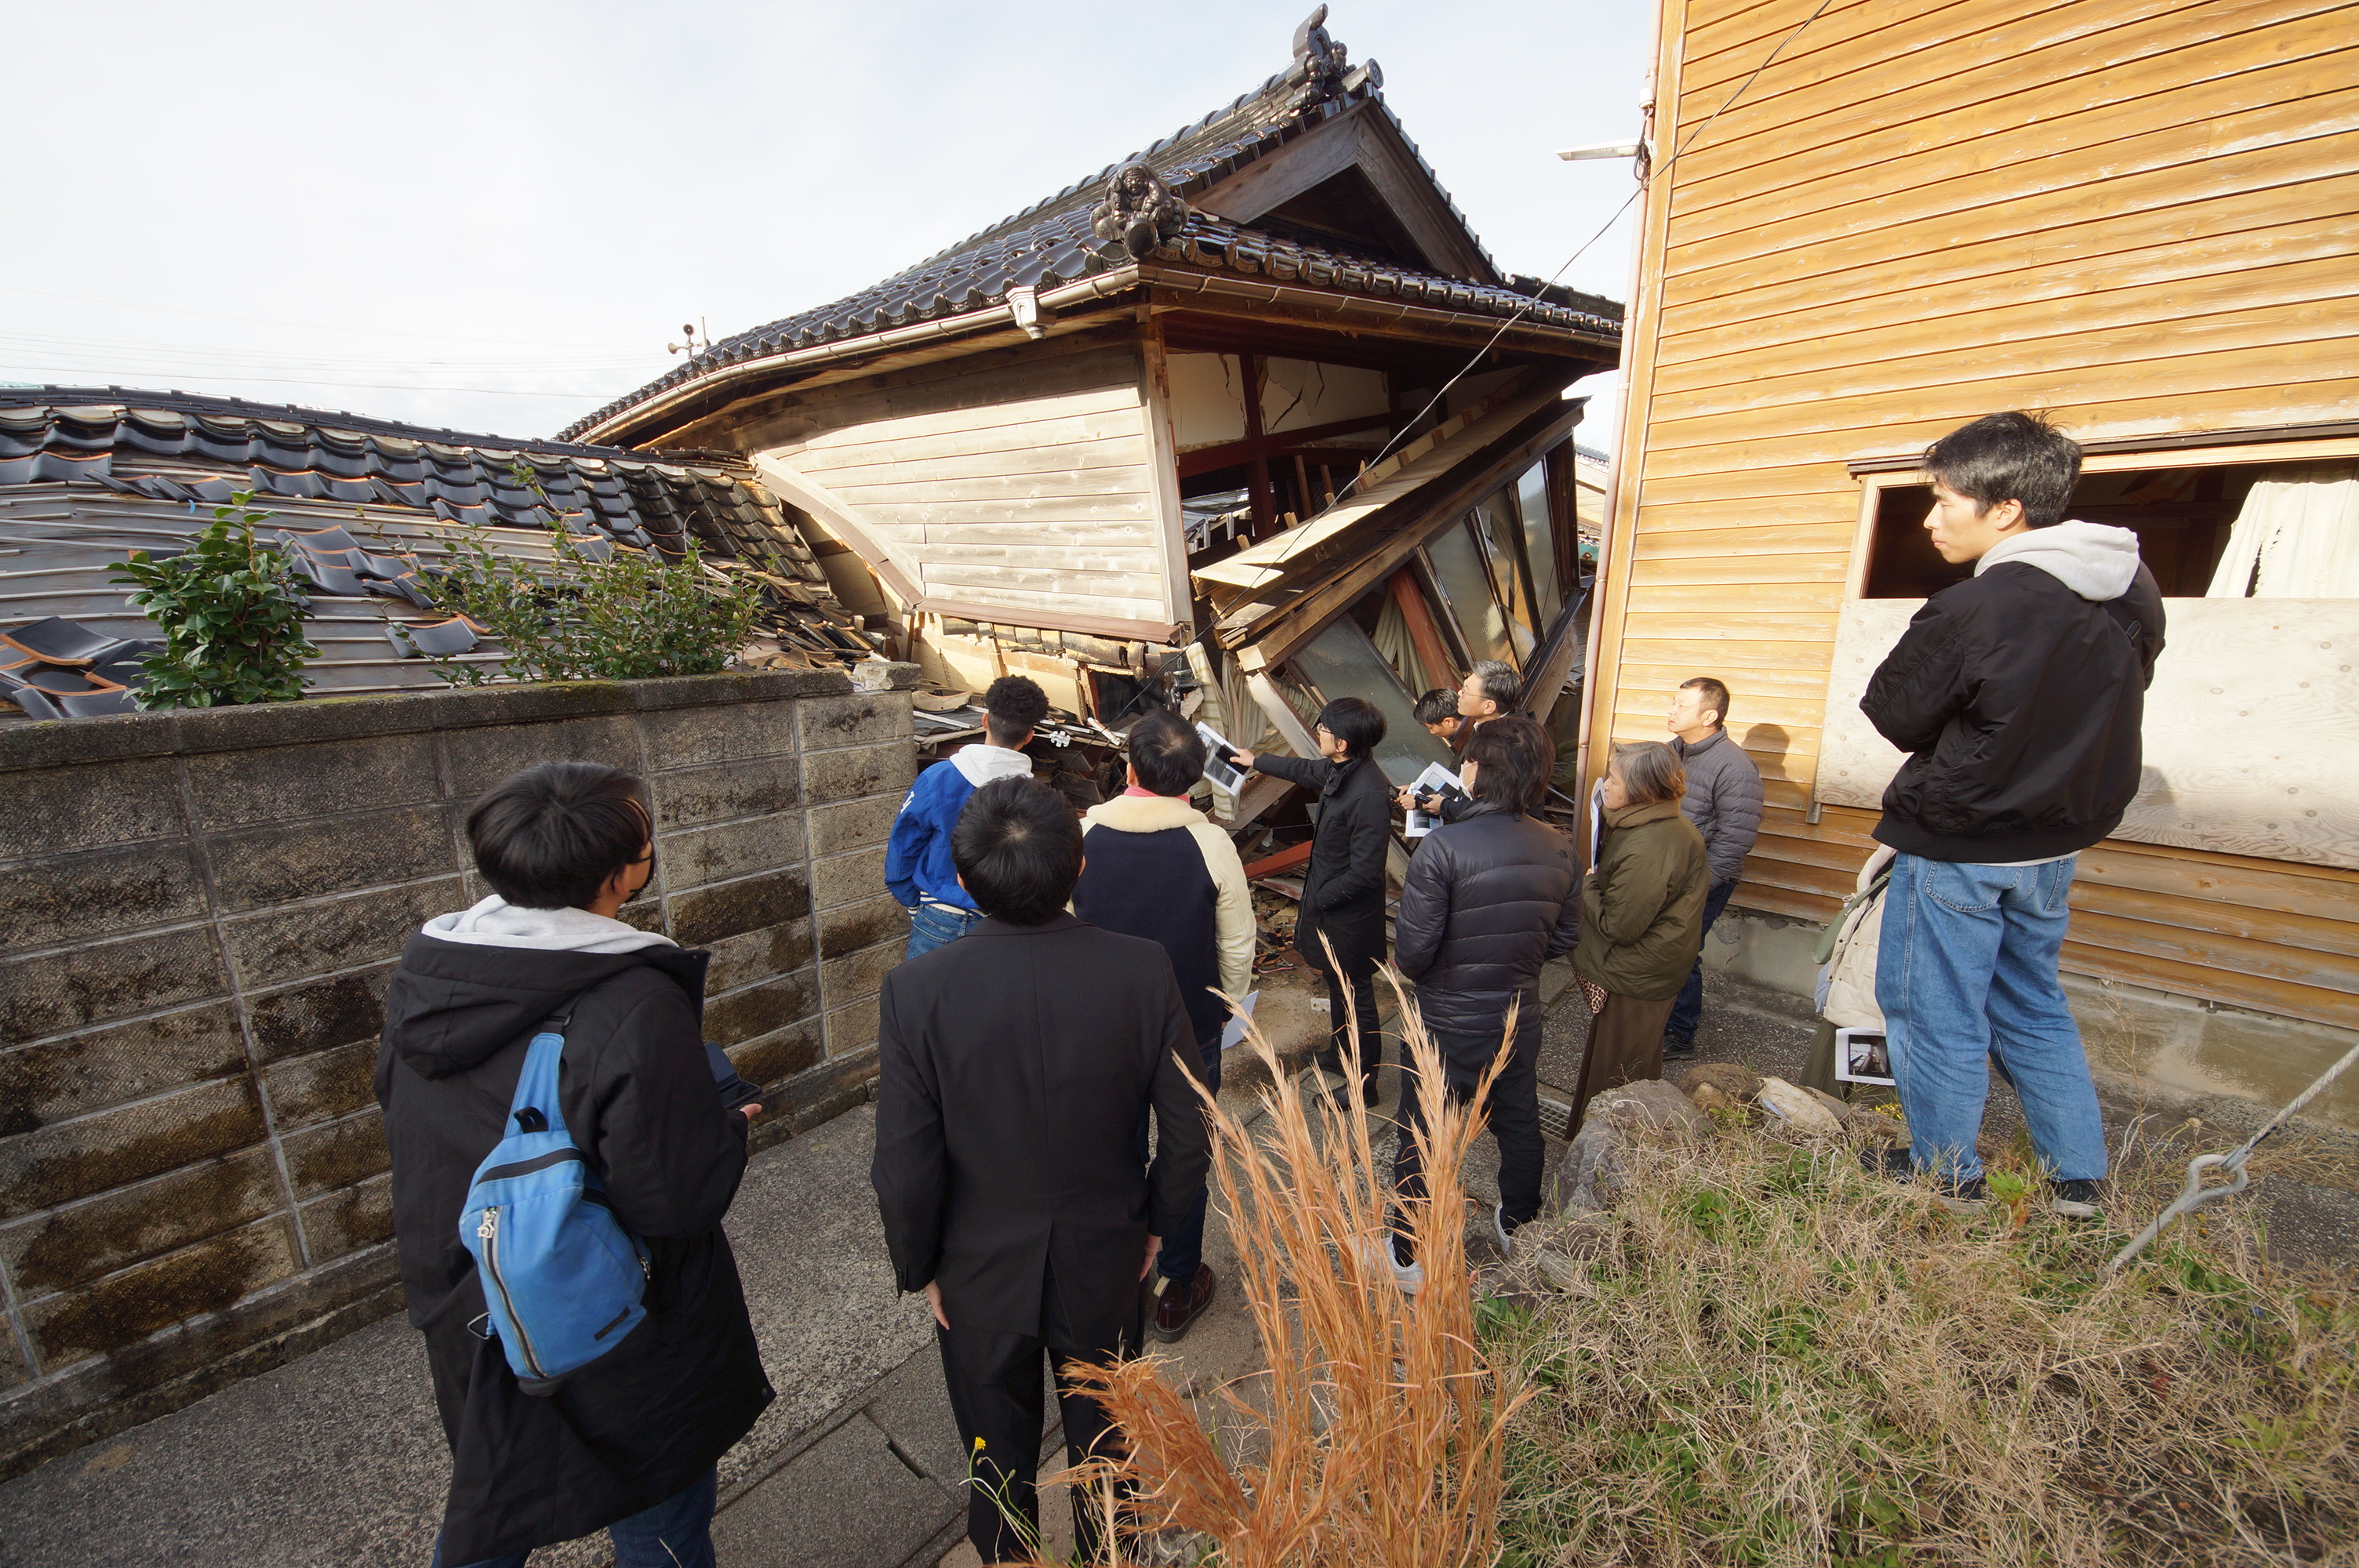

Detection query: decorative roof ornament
xmin=1091 ymin=163 xmax=1188 ymax=260
xmin=1283 ymin=5 xmax=1376 ymax=115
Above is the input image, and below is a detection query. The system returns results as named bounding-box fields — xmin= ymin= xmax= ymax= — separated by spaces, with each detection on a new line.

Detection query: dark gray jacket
xmin=1675 ymin=728 xmax=1763 ymax=887
xmin=1394 ymin=800 xmax=1582 ymax=1047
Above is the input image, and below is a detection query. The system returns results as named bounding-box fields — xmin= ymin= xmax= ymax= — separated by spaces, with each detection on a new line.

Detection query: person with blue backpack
xmin=887 ymin=674 xmax=1049 ymax=959
xmin=378 ymin=761 xmax=771 ymax=1568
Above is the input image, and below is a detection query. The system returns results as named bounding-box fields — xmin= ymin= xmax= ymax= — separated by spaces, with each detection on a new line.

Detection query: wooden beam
xmin=749 ymin=452 xmax=925 ymax=606
xmin=1176 ymin=412 xmax=1395 ymax=478
xmin=1244 ymin=839 xmax=1314 ymax=880
xmin=1389 ymin=567 xmax=1458 ymax=692
xmin=1248 ymin=670 xmax=1320 ymax=758
xmin=1136 ymin=321 xmax=1195 ymax=630
xmin=1227 ymin=771 xmax=1296 ymax=833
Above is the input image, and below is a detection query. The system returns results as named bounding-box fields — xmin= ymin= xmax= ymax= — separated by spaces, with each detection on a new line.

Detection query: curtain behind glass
xmin=2208 ymin=461 xmax=2359 ymax=597
xmin=1427 ymin=521 xmax=1518 ymax=668
xmin=1516 ymin=459 xmax=1561 ymax=625
xmin=1290 ymin=618 xmax=1459 ymax=788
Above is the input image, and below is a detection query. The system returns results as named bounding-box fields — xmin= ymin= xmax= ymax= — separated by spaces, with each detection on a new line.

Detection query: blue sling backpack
xmin=459 ymin=1013 xmax=652 ymax=1393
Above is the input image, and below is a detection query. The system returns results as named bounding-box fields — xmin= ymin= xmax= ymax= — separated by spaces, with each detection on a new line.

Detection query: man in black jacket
xmin=1388 ymin=717 xmax=1581 ymax=1287
xmin=1234 ymin=696 xmax=1395 ymax=1109
xmin=1861 ymin=412 xmax=2165 ymax=1218
xmin=378 ymin=762 xmax=770 ymax=1568
xmin=874 ymin=776 xmax=1210 ymax=1564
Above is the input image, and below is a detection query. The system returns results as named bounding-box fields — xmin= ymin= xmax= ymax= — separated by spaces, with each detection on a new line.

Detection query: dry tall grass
xmin=1484 ymin=1116 xmax=2359 ymax=1566
xmin=1061 ymin=966 xmax=1526 ymax=1567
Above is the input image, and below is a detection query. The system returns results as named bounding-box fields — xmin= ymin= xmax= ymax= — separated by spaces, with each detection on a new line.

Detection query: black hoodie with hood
xmin=376 ymin=899 xmax=772 ymax=1563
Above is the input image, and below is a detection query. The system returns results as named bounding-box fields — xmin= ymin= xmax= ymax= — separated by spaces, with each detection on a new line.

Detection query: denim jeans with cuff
xmin=1874 ymin=851 xmax=2106 ymax=1185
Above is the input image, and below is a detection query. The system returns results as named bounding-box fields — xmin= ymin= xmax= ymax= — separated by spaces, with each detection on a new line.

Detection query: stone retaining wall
xmin=0 ymin=667 xmax=916 ymax=1477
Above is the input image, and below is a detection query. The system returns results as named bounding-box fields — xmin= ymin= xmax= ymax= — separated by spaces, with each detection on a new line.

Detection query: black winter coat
xmin=1251 ymin=751 xmax=1393 ymax=971
xmin=376 ymin=935 xmax=771 ymax=1564
xmin=873 ymin=914 xmax=1211 ymax=1345
xmin=1394 ymin=800 xmax=1582 ymax=1051
xmin=1864 ymin=561 xmax=2165 ymax=862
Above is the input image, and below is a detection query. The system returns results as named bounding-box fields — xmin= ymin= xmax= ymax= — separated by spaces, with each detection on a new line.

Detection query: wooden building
xmin=567 ymin=10 xmax=1620 ymax=776
xmin=1587 ymin=1 xmax=2359 ymax=1062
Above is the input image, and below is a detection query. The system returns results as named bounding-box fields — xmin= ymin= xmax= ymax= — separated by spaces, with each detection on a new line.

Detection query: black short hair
xmin=1469 ymin=659 xmax=1520 ymax=711
xmin=467 ymin=761 xmax=650 ymax=910
xmin=951 ymin=775 xmax=1081 ymax=925
xmin=1127 ymin=709 xmax=1205 ymax=797
xmin=1315 ymin=695 xmax=1386 ymax=760
xmin=1464 ymin=714 xmax=1552 ymax=811
xmin=1922 ymin=411 xmax=2081 ymax=529
xmin=983 ymin=675 xmax=1049 ymax=748
xmin=1413 ymin=688 xmax=1459 ymax=727
xmin=1680 ymin=676 xmax=1731 ymax=727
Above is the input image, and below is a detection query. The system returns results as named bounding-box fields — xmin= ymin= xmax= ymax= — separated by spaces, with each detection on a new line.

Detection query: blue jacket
xmin=885 ymin=743 xmax=1035 ymax=909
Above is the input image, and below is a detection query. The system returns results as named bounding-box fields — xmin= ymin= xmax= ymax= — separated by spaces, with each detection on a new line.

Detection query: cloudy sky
xmin=0 ymin=1 xmax=1648 ymax=448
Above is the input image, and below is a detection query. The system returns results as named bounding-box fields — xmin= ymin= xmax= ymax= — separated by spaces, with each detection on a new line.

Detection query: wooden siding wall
xmin=745 ymin=339 xmax=1176 ymax=629
xmin=1593 ymin=0 xmax=2359 ymax=1029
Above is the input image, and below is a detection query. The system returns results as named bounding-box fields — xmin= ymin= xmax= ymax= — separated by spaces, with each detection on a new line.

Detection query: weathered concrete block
xmin=262 ymin=1040 xmax=378 ymax=1131
xmin=809 ymin=846 xmax=888 ymax=914
xmin=245 ymin=964 xmax=395 ymax=1065
xmin=440 ymin=713 xmax=642 ymax=797
xmin=800 ymin=742 xmax=914 ymax=808
xmin=0 ymin=840 xmax=206 ymax=951
xmin=1 ymin=1327 xmax=22 ymax=1392
xmin=0 ymin=927 xmax=229 ymax=1047
xmin=658 ymin=811 xmax=805 ymax=892
xmin=703 ymin=918 xmax=816 ymax=996
xmin=824 ymin=993 xmax=882 ymax=1061
xmin=427 ymin=681 xmax=632 ymax=729
xmin=297 ymin=1173 xmax=393 ymax=1265
xmin=279 ymin=1109 xmax=388 ymax=1200
xmin=649 ymin=755 xmax=800 ymax=829
xmin=817 ymin=895 xmax=908 ymax=961
xmin=0 ymin=1148 xmax=282 ymax=1300
xmin=23 ymin=1214 xmax=300 ymax=1371
xmin=0 ymin=757 xmax=186 ymax=858
xmin=667 ymin=867 xmax=809 ymax=948
xmin=0 ymin=1078 xmax=266 ymax=1222
xmin=808 ymin=794 xmax=900 ymax=859
xmin=726 ymin=1019 xmax=823 ymax=1094
xmin=629 ymin=668 xmax=852 ymax=710
xmin=821 ymin=942 xmax=900 ymax=1012
xmin=0 ymin=712 xmax=179 ymax=772
xmin=0 ymin=1002 xmax=247 ymax=1134
xmin=704 ymin=972 xmax=820 ymax=1051
xmin=797 ymin=691 xmax=911 ymax=752
xmin=171 ymin=693 xmax=438 ymax=753
xmin=222 ymin=877 xmax=463 ymax=991
xmin=207 ymin=805 xmax=456 ymax=913
xmin=774 ymin=1046 xmax=880 ymax=1143
xmin=184 ymin=732 xmax=439 ymax=832
xmin=637 ymin=702 xmax=797 ymax=769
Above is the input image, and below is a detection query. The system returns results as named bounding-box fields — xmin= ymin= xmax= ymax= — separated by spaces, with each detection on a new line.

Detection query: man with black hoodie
xmin=378 ymin=761 xmax=770 ymax=1568
xmin=1861 ymin=412 xmax=2165 ymax=1218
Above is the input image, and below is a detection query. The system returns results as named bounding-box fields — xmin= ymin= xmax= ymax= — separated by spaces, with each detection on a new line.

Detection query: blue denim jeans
xmin=1874 ymin=852 xmax=2106 ymax=1185
xmin=905 ymin=900 xmax=982 ymax=960
xmin=1667 ymin=880 xmax=1738 ymax=1042
xmin=431 ymin=1467 xmax=716 ymax=1568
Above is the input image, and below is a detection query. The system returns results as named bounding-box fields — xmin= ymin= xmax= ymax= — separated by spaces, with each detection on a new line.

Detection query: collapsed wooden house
xmin=1586 ymin=0 xmax=2358 ymax=1101
xmin=564 ymin=7 xmax=1622 ymax=806
xmin=0 ymin=388 xmax=867 ymax=717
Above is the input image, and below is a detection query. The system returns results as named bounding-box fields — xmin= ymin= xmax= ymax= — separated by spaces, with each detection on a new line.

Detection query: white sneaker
xmin=1358 ymin=1234 xmax=1423 ymax=1294
xmin=1488 ymin=1203 xmax=1517 ymax=1259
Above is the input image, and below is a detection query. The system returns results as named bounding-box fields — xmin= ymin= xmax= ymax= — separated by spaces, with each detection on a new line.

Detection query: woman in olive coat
xmin=1568 ymin=740 xmax=1710 ymax=1134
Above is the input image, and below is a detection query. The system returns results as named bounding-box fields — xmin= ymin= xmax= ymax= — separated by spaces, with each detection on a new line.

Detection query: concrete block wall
xmin=0 ymin=666 xmax=916 ymax=1478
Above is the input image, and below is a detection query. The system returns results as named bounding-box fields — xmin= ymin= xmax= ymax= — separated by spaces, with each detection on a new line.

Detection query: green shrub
xmin=111 ymin=492 xmax=319 ymax=709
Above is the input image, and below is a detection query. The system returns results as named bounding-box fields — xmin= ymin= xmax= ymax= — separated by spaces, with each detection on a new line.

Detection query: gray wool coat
xmin=1675 ymin=728 xmax=1764 ymax=887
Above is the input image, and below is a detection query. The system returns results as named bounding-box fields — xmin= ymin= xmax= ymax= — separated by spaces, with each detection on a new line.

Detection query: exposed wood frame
xmin=1177 ymin=412 xmax=1395 ymax=478
xmin=1136 ymin=319 xmax=1196 ymax=629
xmin=1227 ymin=771 xmax=1296 ymax=835
xmin=1248 ymin=670 xmax=1321 ymax=757
xmin=1240 ymin=351 xmax=1274 ymax=534
xmin=913 ymin=596 xmax=1187 ymax=644
xmin=1139 ymin=269 xmax=1619 ymax=360
xmin=1389 ymin=566 xmax=1459 ymax=691
xmin=749 ymin=451 xmax=925 ymax=605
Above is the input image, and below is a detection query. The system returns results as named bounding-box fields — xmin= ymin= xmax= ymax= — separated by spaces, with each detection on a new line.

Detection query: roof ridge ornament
xmin=1091 ymin=164 xmax=1188 ymax=260
xmin=1284 ymin=6 xmax=1375 ymax=116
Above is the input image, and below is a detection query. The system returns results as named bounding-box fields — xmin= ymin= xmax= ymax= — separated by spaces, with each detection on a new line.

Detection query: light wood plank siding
xmin=1590 ymin=0 xmax=2359 ymax=1029
xmin=748 ymin=343 xmax=1178 ymax=630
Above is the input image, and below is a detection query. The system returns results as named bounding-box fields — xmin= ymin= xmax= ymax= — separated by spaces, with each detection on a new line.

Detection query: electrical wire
xmin=1269 ymin=0 xmax=1841 ymax=561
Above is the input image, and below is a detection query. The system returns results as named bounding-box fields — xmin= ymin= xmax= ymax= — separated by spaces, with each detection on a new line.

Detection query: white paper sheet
xmin=1219 ymin=990 xmax=1260 ymax=1052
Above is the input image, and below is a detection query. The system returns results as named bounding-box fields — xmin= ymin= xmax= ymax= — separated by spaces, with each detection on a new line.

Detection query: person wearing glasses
xmin=1233 ymin=697 xmax=1393 ymax=1110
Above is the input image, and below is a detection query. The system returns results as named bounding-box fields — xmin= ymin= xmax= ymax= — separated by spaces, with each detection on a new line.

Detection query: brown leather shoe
xmin=1150 ymin=1263 xmax=1216 ymax=1342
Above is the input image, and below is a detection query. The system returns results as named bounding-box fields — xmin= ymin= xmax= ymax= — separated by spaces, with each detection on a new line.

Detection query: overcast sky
xmin=0 ymin=1 xmax=1648 ymax=450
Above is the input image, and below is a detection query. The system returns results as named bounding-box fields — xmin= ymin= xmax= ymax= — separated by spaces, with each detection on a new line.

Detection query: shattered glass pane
xmin=1290 ymin=616 xmax=1459 ymax=788
xmin=1518 ymin=459 xmax=1560 ymax=625
xmin=1426 ymin=521 xmax=1517 ymax=669
xmin=1472 ymin=492 xmax=1539 ymax=660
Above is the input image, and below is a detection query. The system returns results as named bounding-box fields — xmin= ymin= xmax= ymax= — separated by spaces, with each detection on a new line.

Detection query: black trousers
xmin=1392 ymin=1015 xmax=1546 ymax=1246
xmin=1305 ymin=916 xmax=1384 ymax=1101
xmin=935 ymin=1290 xmax=1142 ymax=1563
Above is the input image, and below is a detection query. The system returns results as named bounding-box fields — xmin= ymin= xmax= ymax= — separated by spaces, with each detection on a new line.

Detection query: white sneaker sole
xmin=1357 ymin=1236 xmax=1423 ymax=1294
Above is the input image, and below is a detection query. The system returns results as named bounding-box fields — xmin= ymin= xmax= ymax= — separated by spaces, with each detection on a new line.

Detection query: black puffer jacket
xmin=1251 ymin=750 xmax=1394 ymax=967
xmin=1866 ymin=543 xmax=2165 ymax=862
xmin=377 ymin=932 xmax=772 ymax=1564
xmin=1394 ymin=800 xmax=1582 ymax=1048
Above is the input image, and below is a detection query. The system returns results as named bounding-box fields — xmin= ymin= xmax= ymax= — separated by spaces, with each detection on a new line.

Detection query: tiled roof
xmin=0 ymin=387 xmax=816 ymax=572
xmin=561 ymin=74 xmax=1619 ymax=443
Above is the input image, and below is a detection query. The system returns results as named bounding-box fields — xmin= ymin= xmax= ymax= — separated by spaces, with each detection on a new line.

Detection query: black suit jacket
xmin=871 ymin=913 xmax=1212 ymax=1344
